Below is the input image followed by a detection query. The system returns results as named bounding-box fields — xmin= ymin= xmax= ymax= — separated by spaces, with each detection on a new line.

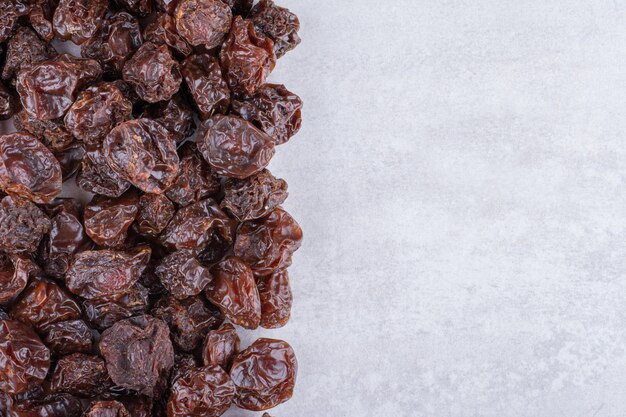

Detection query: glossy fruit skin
xmin=13 ymin=111 xmax=75 ymax=154
xmin=84 ymin=400 xmax=130 ymax=417
xmin=123 ymin=42 xmax=182 ymax=103
xmin=206 ymin=256 xmax=261 ymax=329
xmin=52 ymin=0 xmax=109 ymax=45
xmin=16 ymin=54 xmax=103 ymax=121
xmin=198 ymin=115 xmax=275 ymax=179
xmin=103 ymin=118 xmax=180 ymax=194
xmin=0 ymin=132 xmax=62 ymax=204
xmin=54 ymin=142 xmax=86 ymax=181
xmin=0 ymin=1 xmax=30 ymax=44
xmin=257 ymin=269 xmax=292 ymax=328
xmin=144 ymin=14 xmax=192 ymax=57
xmin=160 ymin=199 xmax=236 ymax=252
xmin=229 ymin=338 xmax=297 ymax=411
xmin=10 ymin=393 xmax=84 ymax=417
xmin=219 ymin=16 xmax=275 ymax=96
xmin=221 ymin=169 xmax=288 ymax=222
xmin=155 ymin=251 xmax=213 ymax=299
xmin=27 ymin=0 xmax=57 ymax=42
xmin=151 ymin=295 xmax=223 ymax=352
xmin=10 ymin=279 xmax=82 ymax=332
xmin=0 ymin=319 xmax=50 ymax=394
xmin=139 ymin=95 xmax=195 ymax=143
xmin=82 ymin=12 xmax=144 ymax=76
xmin=0 ymin=196 xmax=51 ymax=254
xmin=135 ymin=193 xmax=176 ymax=238
xmin=234 ymin=207 xmax=303 ymax=276
xmin=115 ymin=0 xmax=153 ymax=17
xmin=175 ymin=0 xmax=232 ymax=49
xmin=65 ymin=247 xmax=151 ymax=299
xmin=0 ymin=254 xmax=37 ymax=305
xmin=100 ymin=315 xmax=175 ymax=397
xmin=41 ymin=319 xmax=94 ymax=356
xmin=155 ymin=0 xmax=179 ymax=15
xmin=40 ymin=199 xmax=91 ymax=279
xmin=182 ymin=53 xmax=230 ymax=120
xmin=250 ymin=0 xmax=301 ymax=58
xmin=1 ymin=26 xmax=56 ymax=83
xmin=232 ymin=83 xmax=303 ymax=145
xmin=202 ymin=323 xmax=240 ymax=371
xmin=50 ymin=353 xmax=113 ymax=397
xmin=84 ymin=192 xmax=140 ymax=247
xmin=77 ymin=146 xmax=132 ymax=198
xmin=165 ymin=143 xmax=220 ymax=207
xmin=166 ymin=365 xmax=235 ymax=417
xmin=81 ymin=283 xmax=149 ymax=330
xmin=223 ymin=0 xmax=254 ymax=16
xmin=0 ymin=81 xmax=18 ymax=120
xmin=65 ymin=82 xmax=133 ymax=146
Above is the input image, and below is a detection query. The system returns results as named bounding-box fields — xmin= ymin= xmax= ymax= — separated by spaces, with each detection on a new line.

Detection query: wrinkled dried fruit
xmin=171 ymin=353 xmax=200 ymax=384
xmin=123 ymin=42 xmax=182 ymax=103
xmin=258 ymin=269 xmax=292 ymax=328
xmin=155 ymin=251 xmax=213 ymax=299
xmin=81 ymin=283 xmax=149 ymax=330
xmin=54 ymin=142 xmax=86 ymax=181
xmin=198 ymin=115 xmax=275 ymax=179
xmin=182 ymin=53 xmax=230 ymax=120
xmin=250 ymin=0 xmax=301 ymax=58
xmin=230 ymin=338 xmax=297 ymax=410
xmin=221 ymin=169 xmax=288 ymax=221
xmin=0 ymin=196 xmax=51 ymax=254
xmin=82 ymin=12 xmax=144 ymax=76
xmin=66 ymin=247 xmax=151 ymax=299
xmin=0 ymin=254 xmax=36 ymax=305
xmin=151 ymin=295 xmax=223 ymax=352
xmin=103 ymin=118 xmax=180 ymax=194
xmin=65 ymin=82 xmax=133 ymax=145
xmin=139 ymin=94 xmax=195 ymax=143
xmin=219 ymin=16 xmax=275 ymax=96
xmin=232 ymin=83 xmax=303 ymax=145
xmin=202 ymin=323 xmax=240 ymax=370
xmin=11 ymin=279 xmax=82 ymax=332
xmin=135 ymin=193 xmax=175 ymax=238
xmin=52 ymin=0 xmax=109 ymax=44
xmin=115 ymin=0 xmax=153 ymax=17
xmin=143 ymin=14 xmax=192 ymax=57
xmin=206 ymin=256 xmax=261 ymax=329
xmin=26 ymin=0 xmax=56 ymax=42
xmin=40 ymin=199 xmax=91 ymax=279
xmin=160 ymin=199 xmax=235 ymax=252
xmin=84 ymin=400 xmax=130 ymax=417
xmin=13 ymin=110 xmax=75 ymax=153
xmin=51 ymin=354 xmax=113 ymax=397
xmin=234 ymin=207 xmax=303 ymax=275
xmin=223 ymin=0 xmax=254 ymax=16
xmin=0 ymin=319 xmax=50 ymax=394
xmin=165 ymin=143 xmax=220 ymax=207
xmin=119 ymin=396 xmax=152 ymax=417
xmin=100 ymin=315 xmax=175 ymax=397
xmin=0 ymin=132 xmax=62 ymax=204
xmin=2 ymin=26 xmax=57 ymax=82
xmin=16 ymin=54 xmax=102 ymax=120
xmin=175 ymin=0 xmax=232 ymax=49
xmin=42 ymin=319 xmax=94 ymax=356
xmin=0 ymin=81 xmax=18 ymax=120
xmin=84 ymin=192 xmax=140 ymax=247
xmin=167 ymin=365 xmax=235 ymax=417
xmin=155 ymin=0 xmax=179 ymax=15
xmin=77 ymin=146 xmax=131 ymax=198
xmin=0 ymin=1 xmax=30 ymax=44
xmin=10 ymin=393 xmax=83 ymax=417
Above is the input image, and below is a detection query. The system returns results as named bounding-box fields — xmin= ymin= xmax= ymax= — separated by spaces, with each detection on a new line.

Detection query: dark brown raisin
xmin=134 ymin=193 xmax=175 ymax=238
xmin=250 ymin=0 xmax=301 ymax=58
xmin=155 ymin=251 xmax=213 ymax=299
xmin=221 ymin=169 xmax=288 ymax=221
xmin=175 ymin=0 xmax=232 ymax=49
xmin=76 ymin=146 xmax=131 ymax=198
xmin=42 ymin=319 xmax=94 ymax=356
xmin=84 ymin=400 xmax=130 ymax=417
xmin=0 ymin=81 xmax=19 ymax=120
xmin=167 ymin=365 xmax=235 ymax=417
xmin=84 ymin=191 xmax=140 ymax=248
xmin=10 ymin=393 xmax=83 ymax=417
xmin=114 ymin=0 xmax=153 ymax=17
xmin=2 ymin=26 xmax=57 ymax=83
xmin=0 ymin=196 xmax=51 ymax=254
xmin=143 ymin=14 xmax=192 ymax=57
xmin=182 ymin=53 xmax=230 ymax=120
xmin=13 ymin=110 xmax=75 ymax=153
xmin=257 ymin=269 xmax=292 ymax=328
xmin=50 ymin=353 xmax=113 ymax=397
xmin=0 ymin=254 xmax=37 ymax=305
xmin=52 ymin=0 xmax=109 ymax=45
xmin=139 ymin=94 xmax=195 ymax=143
xmin=81 ymin=283 xmax=149 ymax=330
xmin=202 ymin=323 xmax=240 ymax=371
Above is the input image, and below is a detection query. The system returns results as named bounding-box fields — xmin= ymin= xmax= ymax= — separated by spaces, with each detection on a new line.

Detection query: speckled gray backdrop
xmin=3 ymin=0 xmax=626 ymax=416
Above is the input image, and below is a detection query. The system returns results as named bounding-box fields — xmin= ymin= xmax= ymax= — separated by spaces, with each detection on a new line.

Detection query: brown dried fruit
xmin=42 ymin=319 xmax=94 ymax=356
xmin=143 ymin=13 xmax=192 ymax=57
xmin=77 ymin=146 xmax=131 ymax=198
xmin=165 ymin=143 xmax=221 ymax=207
xmin=84 ymin=400 xmax=130 ymax=417
xmin=81 ymin=283 xmax=149 ymax=330
xmin=155 ymin=251 xmax=213 ymax=299
xmin=167 ymin=365 xmax=235 ymax=417
xmin=135 ymin=193 xmax=175 ymax=238
xmin=175 ymin=0 xmax=232 ymax=49
xmin=0 ymin=254 xmax=37 ymax=305
xmin=0 ymin=196 xmax=51 ymax=254
xmin=139 ymin=94 xmax=195 ymax=143
xmin=182 ymin=53 xmax=230 ymax=120
xmin=10 ymin=393 xmax=83 ymax=417
xmin=250 ymin=0 xmax=301 ymax=58
xmin=221 ymin=169 xmax=288 ymax=221
xmin=52 ymin=0 xmax=109 ymax=45
xmin=202 ymin=323 xmax=240 ymax=371
xmin=257 ymin=269 xmax=292 ymax=328
xmin=50 ymin=353 xmax=113 ymax=397
xmin=2 ymin=26 xmax=57 ymax=82
xmin=84 ymin=191 xmax=140 ymax=248
xmin=13 ymin=110 xmax=75 ymax=153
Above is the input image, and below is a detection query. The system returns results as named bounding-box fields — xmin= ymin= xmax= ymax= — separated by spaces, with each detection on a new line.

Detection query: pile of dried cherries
xmin=0 ymin=0 xmax=303 ymax=416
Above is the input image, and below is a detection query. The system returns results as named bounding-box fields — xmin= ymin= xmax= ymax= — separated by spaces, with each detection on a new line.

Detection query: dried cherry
xmin=234 ymin=207 xmax=303 ymax=276
xmin=13 ymin=110 xmax=75 ymax=153
xmin=230 ymin=338 xmax=297 ymax=410
xmin=198 ymin=115 xmax=275 ymax=179
xmin=175 ymin=0 xmax=232 ymax=49
xmin=139 ymin=94 xmax=195 ymax=143
xmin=202 ymin=323 xmax=240 ymax=371
xmin=10 ymin=393 xmax=83 ymax=417
xmin=115 ymin=0 xmax=153 ymax=17
xmin=221 ymin=169 xmax=288 ymax=221
xmin=81 ymin=283 xmax=149 ymax=330
xmin=77 ymin=146 xmax=131 ymax=198
xmin=52 ymin=0 xmax=109 ymax=45
xmin=0 ymin=1 xmax=30 ymax=44
xmin=167 ymin=365 xmax=235 ymax=417
xmin=143 ymin=14 xmax=192 ymax=57
xmin=84 ymin=401 xmax=130 ymax=417
xmin=0 ymin=81 xmax=18 ymax=120
xmin=257 ymin=269 xmax=292 ymax=328
xmin=0 ymin=196 xmax=51 ymax=254
xmin=100 ymin=315 xmax=175 ymax=397
xmin=0 ymin=319 xmax=50 ymax=394
xmin=206 ymin=256 xmax=261 ymax=329
xmin=182 ymin=53 xmax=230 ymax=120
xmin=103 ymin=118 xmax=180 ymax=194
xmin=50 ymin=353 xmax=113 ymax=397
xmin=0 ymin=254 xmax=36 ymax=305
xmin=165 ymin=143 xmax=220 ymax=207
xmin=84 ymin=191 xmax=140 ymax=247
xmin=250 ymin=0 xmax=301 ymax=58
xmin=134 ymin=193 xmax=175 ymax=238
xmin=2 ymin=26 xmax=56 ymax=83
xmin=0 ymin=132 xmax=62 ymax=204
xmin=155 ymin=251 xmax=213 ymax=299
xmin=41 ymin=319 xmax=94 ymax=356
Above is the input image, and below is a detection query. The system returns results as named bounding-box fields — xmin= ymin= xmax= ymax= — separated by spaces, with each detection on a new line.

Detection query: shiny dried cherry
xmin=0 ymin=196 xmax=51 ymax=254
xmin=202 ymin=323 xmax=240 ymax=371
xmin=221 ymin=169 xmax=288 ymax=221
xmin=182 ymin=53 xmax=230 ymax=120
xmin=52 ymin=0 xmax=109 ymax=45
xmin=84 ymin=191 xmax=140 ymax=247
xmin=250 ymin=0 xmax=301 ymax=58
xmin=167 ymin=365 xmax=235 ymax=417
xmin=175 ymin=0 xmax=232 ymax=49
xmin=257 ymin=269 xmax=292 ymax=328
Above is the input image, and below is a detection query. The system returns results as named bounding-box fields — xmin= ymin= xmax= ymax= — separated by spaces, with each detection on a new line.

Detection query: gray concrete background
xmin=3 ymin=1 xmax=626 ymax=416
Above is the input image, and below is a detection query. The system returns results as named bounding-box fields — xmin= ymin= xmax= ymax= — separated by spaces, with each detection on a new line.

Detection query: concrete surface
xmin=3 ymin=1 xmax=626 ymax=416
